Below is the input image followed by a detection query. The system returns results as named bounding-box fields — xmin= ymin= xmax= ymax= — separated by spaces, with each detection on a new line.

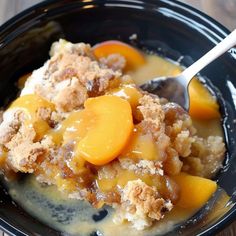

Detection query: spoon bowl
xmin=140 ymin=75 xmax=190 ymax=110
xmin=141 ymin=29 xmax=236 ymax=110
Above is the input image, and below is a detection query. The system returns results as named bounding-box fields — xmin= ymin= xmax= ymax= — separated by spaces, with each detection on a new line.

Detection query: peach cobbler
xmin=0 ymin=39 xmax=226 ymax=231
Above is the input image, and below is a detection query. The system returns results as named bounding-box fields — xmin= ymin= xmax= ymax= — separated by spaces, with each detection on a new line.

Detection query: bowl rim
xmin=0 ymin=0 xmax=235 ymax=236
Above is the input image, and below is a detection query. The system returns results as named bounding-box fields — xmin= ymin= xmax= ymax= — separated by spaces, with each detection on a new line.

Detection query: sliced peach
xmin=108 ymin=84 xmax=142 ymax=110
xmin=45 ymin=110 xmax=93 ymax=146
xmin=75 ymin=95 xmax=133 ymax=165
xmin=121 ymin=129 xmax=160 ymax=161
xmin=93 ymin=40 xmax=145 ymax=71
xmin=171 ymin=68 xmax=220 ymax=119
xmin=62 ymin=111 xmax=95 ymax=144
xmin=189 ymin=79 xmax=220 ymax=119
xmin=9 ymin=94 xmax=55 ymax=139
xmin=33 ymin=120 xmax=52 ymax=141
xmin=172 ymin=173 xmax=217 ymax=209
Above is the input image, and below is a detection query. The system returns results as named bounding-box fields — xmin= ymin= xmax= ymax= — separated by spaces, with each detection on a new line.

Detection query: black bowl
xmin=0 ymin=0 xmax=236 ymax=235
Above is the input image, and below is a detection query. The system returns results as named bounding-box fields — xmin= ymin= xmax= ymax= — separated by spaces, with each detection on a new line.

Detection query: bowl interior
xmin=0 ymin=0 xmax=236 ymax=235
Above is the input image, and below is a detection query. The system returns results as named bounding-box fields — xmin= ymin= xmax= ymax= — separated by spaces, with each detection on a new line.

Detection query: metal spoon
xmin=140 ymin=29 xmax=236 ymax=111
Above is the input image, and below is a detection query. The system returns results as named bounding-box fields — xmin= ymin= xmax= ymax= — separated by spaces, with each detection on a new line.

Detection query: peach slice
xmin=75 ymin=95 xmax=133 ymax=165
xmin=93 ymin=40 xmax=145 ymax=71
xmin=173 ymin=69 xmax=220 ymax=120
xmin=121 ymin=129 xmax=159 ymax=161
xmin=189 ymin=78 xmax=220 ymax=119
xmin=172 ymin=173 xmax=217 ymax=209
xmin=108 ymin=84 xmax=142 ymax=110
xmin=172 ymin=68 xmax=220 ymax=119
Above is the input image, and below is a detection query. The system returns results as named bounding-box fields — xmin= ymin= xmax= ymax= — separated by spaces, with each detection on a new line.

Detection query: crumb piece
xmin=114 ymin=179 xmax=172 ymax=230
xmin=164 ymin=147 xmax=183 ymax=175
xmin=0 ymin=109 xmax=54 ymax=173
xmin=50 ymin=111 xmax=66 ymax=124
xmin=166 ymin=117 xmax=196 ymax=141
xmin=0 ymin=109 xmax=25 ymax=144
xmin=50 ymin=39 xmax=93 ymax=58
xmin=183 ymin=136 xmax=225 ymax=178
xmin=174 ymin=130 xmax=194 ymax=157
xmin=36 ymin=107 xmax=52 ymax=122
xmin=8 ymin=142 xmax=44 ymax=173
xmin=68 ymin=190 xmax=89 ymax=200
xmin=182 ymin=156 xmax=203 ymax=174
xmin=207 ymin=136 xmax=225 ymax=157
xmin=41 ymin=136 xmax=55 ymax=150
xmin=119 ymin=158 xmax=163 ymax=176
xmin=6 ymin=125 xmax=45 ymax=173
xmin=120 ymin=74 xmax=135 ymax=84
xmin=138 ymin=95 xmax=165 ymax=139
xmin=97 ymin=161 xmax=120 ymax=179
xmin=54 ymin=78 xmax=88 ymax=112
xmin=163 ymin=103 xmax=186 ymax=126
xmin=36 ymin=160 xmax=56 ymax=185
xmin=155 ymin=133 xmax=170 ymax=162
xmin=99 ymin=53 xmax=126 ymax=71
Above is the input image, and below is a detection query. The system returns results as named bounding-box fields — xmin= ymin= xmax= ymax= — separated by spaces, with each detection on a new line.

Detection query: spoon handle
xmin=181 ymin=29 xmax=236 ymax=81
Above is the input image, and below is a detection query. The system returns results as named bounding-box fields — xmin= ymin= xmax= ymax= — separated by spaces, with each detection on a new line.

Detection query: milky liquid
xmin=6 ymin=175 xmax=193 ymax=236
xmin=6 ymin=175 xmax=231 ymax=236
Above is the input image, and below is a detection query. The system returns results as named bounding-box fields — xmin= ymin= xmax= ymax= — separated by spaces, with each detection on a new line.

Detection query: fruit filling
xmin=0 ymin=39 xmax=225 ymax=231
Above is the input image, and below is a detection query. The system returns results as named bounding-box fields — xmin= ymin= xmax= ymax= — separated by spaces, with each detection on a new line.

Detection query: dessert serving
xmin=0 ymin=39 xmax=226 ymax=235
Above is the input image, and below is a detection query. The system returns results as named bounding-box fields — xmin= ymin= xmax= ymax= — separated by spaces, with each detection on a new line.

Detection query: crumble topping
xmin=164 ymin=147 xmax=183 ymax=175
xmin=36 ymin=107 xmax=52 ymax=122
xmin=54 ymin=78 xmax=88 ymax=112
xmin=0 ymin=39 xmax=226 ymax=231
xmin=183 ymin=136 xmax=225 ymax=178
xmin=99 ymin=53 xmax=126 ymax=72
xmin=21 ymin=39 xmax=122 ymax=113
xmin=6 ymin=125 xmax=45 ymax=173
xmin=119 ymin=158 xmax=163 ymax=176
xmin=114 ymin=179 xmax=173 ymax=230
xmin=97 ymin=161 xmax=121 ymax=180
xmin=0 ymin=109 xmax=23 ymax=144
xmin=138 ymin=95 xmax=165 ymax=139
xmin=174 ymin=130 xmax=194 ymax=157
